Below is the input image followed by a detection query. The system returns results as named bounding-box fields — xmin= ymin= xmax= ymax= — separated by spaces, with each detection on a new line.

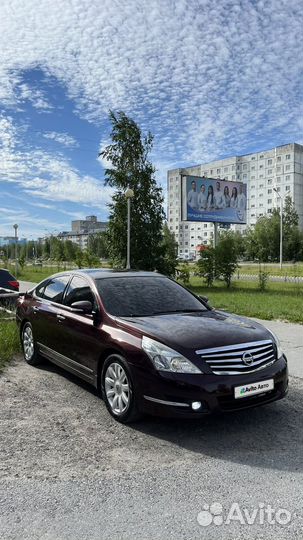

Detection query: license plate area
xmin=234 ymin=379 xmax=274 ymax=399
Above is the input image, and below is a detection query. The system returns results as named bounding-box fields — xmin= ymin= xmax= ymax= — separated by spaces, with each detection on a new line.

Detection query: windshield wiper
xmin=151 ymin=309 xmax=206 ymax=315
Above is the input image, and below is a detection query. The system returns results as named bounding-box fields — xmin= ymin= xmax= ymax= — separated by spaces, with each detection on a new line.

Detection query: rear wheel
xmin=21 ymin=322 xmax=41 ymax=366
xmin=101 ymin=354 xmax=142 ymax=423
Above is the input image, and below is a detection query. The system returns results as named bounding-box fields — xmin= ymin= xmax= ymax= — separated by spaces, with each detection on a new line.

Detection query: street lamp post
xmin=13 ymin=224 xmax=18 ymax=277
xmin=273 ymin=187 xmax=283 ymax=269
xmin=125 ymin=188 xmax=134 ymax=270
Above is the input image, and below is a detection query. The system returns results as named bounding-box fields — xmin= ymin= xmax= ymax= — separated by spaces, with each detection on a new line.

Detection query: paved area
xmin=253 ymin=318 xmax=303 ymax=379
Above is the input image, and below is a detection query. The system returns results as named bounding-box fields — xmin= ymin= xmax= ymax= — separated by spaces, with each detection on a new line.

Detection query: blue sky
xmin=1 ymin=0 xmax=303 ymax=238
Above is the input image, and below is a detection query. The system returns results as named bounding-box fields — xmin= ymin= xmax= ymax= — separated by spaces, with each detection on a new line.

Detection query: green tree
xmin=157 ymin=223 xmax=178 ymax=277
xmin=100 ymin=111 xmax=165 ymax=270
xmin=215 ymin=232 xmax=238 ymax=287
xmin=197 ymin=246 xmax=217 ymax=287
xmin=87 ymin=232 xmax=109 ymax=259
xmin=63 ymin=240 xmax=77 ymax=262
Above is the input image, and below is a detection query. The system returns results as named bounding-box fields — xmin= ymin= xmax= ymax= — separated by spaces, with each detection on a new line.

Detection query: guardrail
xmin=0 ymin=288 xmax=20 ymax=317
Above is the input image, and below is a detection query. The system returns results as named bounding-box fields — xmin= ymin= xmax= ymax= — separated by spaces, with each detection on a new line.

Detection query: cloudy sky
xmin=1 ymin=0 xmax=303 ymax=238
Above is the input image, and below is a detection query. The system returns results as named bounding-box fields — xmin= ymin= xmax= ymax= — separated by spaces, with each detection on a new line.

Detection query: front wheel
xmin=21 ymin=322 xmax=41 ymax=366
xmin=101 ymin=354 xmax=142 ymax=423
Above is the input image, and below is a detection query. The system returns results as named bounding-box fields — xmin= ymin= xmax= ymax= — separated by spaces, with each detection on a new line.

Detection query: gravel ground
xmin=0 ymin=355 xmax=303 ymax=539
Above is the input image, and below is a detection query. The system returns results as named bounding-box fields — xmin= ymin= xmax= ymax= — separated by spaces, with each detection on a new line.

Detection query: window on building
xmin=243 ymin=174 xmax=247 ymax=179
xmin=217 ymin=168 xmax=221 ymax=174
xmin=251 ymin=156 xmax=256 ymax=160
xmin=268 ymin=199 xmax=272 ymax=204
xmin=251 ymin=166 xmax=255 ymax=171
xmin=277 ymin=156 xmax=281 ymax=162
xmin=251 ymin=204 xmax=255 ymax=208
xmin=259 ymin=184 xmax=264 ymax=188
xmin=259 ymin=203 xmax=263 ymax=207
xmin=259 ymin=174 xmax=263 ymax=178
xmin=243 ymin=164 xmax=247 ymax=170
xmin=210 ymin=169 xmax=213 ymax=175
xmin=277 ymin=177 xmax=281 ymax=182
xmin=232 ymin=165 xmax=235 ymax=170
xmin=204 ymin=232 xmax=207 ymax=237
xmin=232 ymin=175 xmax=235 ymax=180
xmin=268 ymin=159 xmax=272 ymax=165
xmin=285 ymin=154 xmax=291 ymax=160
xmin=285 ymin=175 xmax=290 ymax=181
xmin=224 ymin=167 xmax=228 ymax=172
xmin=259 ymin=193 xmax=264 ymax=197
xmin=285 ymin=186 xmax=290 ymax=191
xmin=285 ymin=164 xmax=290 ymax=171
xmin=259 ymin=164 xmax=263 ymax=169
xmin=268 ymin=189 xmax=272 ymax=194
xmin=260 ymin=154 xmax=264 ymax=159
xmin=251 ymin=194 xmax=255 ymax=198
xmin=268 ymin=169 xmax=272 ymax=174
xmin=268 ymin=179 xmax=272 ymax=184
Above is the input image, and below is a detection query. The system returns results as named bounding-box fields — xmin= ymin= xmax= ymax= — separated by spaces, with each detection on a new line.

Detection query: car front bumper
xmin=135 ymin=355 xmax=288 ymax=418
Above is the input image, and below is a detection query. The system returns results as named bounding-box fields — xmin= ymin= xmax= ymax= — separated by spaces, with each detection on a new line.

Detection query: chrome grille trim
xmin=196 ymin=340 xmax=276 ymax=375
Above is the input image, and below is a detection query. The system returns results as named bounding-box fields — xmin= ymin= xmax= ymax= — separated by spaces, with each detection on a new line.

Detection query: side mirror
xmin=71 ymin=300 xmax=93 ymax=313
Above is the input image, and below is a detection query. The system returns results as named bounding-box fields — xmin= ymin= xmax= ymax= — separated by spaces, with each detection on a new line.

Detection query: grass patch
xmin=0 ymin=317 xmax=20 ymax=371
xmin=237 ymin=263 xmax=303 ymax=277
xmin=188 ymin=277 xmax=303 ymax=323
xmin=7 ymin=264 xmax=74 ymax=283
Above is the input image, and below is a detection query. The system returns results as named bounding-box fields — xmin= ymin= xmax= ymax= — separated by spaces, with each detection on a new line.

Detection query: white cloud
xmin=43 ymin=131 xmax=78 ymax=147
xmin=0 ymin=0 xmax=302 ymax=167
xmin=0 ymin=113 xmax=113 ymax=213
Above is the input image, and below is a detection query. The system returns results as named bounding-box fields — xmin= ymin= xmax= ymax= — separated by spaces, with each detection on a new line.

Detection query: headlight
xmin=267 ymin=329 xmax=283 ymax=358
xmin=142 ymin=336 xmax=202 ymax=374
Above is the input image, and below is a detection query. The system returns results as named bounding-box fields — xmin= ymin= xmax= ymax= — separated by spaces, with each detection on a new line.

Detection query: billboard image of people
xmin=182 ymin=175 xmax=247 ymax=224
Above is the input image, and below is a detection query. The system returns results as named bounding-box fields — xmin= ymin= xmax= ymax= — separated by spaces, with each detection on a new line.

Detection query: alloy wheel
xmin=104 ymin=362 xmax=130 ymax=415
xmin=23 ymin=326 xmax=34 ymax=361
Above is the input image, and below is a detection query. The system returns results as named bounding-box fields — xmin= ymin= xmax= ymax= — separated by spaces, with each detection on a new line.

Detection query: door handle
xmin=57 ymin=314 xmax=66 ymax=322
xmin=33 ymin=306 xmax=40 ymax=313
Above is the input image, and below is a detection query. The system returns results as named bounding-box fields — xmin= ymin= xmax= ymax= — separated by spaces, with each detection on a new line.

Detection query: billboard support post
xmin=214 ymin=223 xmax=218 ymax=248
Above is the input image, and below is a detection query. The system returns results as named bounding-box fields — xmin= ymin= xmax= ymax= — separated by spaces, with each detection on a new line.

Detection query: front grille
xmin=196 ymin=340 xmax=276 ymax=375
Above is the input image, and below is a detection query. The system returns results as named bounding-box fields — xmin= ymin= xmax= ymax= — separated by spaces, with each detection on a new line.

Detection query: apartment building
xmin=167 ymin=143 xmax=303 ymax=259
xmin=58 ymin=215 xmax=108 ymax=250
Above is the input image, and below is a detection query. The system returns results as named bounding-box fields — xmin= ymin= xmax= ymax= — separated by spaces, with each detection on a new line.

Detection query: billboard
xmin=182 ymin=175 xmax=247 ymax=224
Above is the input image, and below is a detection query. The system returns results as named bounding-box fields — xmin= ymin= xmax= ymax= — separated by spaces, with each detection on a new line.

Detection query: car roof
xmin=49 ymin=269 xmax=165 ymax=280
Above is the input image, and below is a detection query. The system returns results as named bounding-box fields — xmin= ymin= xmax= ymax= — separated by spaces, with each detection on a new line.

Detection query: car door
xmin=53 ymin=275 xmax=103 ymax=384
xmin=31 ymin=275 xmax=71 ymax=351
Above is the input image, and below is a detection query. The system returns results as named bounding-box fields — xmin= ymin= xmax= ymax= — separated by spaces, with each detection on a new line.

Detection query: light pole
xmin=125 ymin=188 xmax=134 ymax=270
xmin=273 ymin=187 xmax=283 ymax=269
xmin=13 ymin=224 xmax=18 ymax=277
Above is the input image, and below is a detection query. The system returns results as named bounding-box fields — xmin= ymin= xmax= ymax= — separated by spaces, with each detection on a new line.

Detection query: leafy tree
xmin=177 ymin=261 xmax=191 ymax=286
xmin=87 ymin=232 xmax=109 ymax=259
xmin=196 ymin=246 xmax=217 ymax=287
xmin=100 ymin=111 xmax=165 ymax=270
xmin=215 ymin=232 xmax=238 ymax=287
xmin=63 ymin=240 xmax=77 ymax=262
xmin=157 ymin=223 xmax=178 ymax=277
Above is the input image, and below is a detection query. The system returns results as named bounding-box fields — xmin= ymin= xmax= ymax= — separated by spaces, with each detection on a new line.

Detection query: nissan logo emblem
xmin=242 ymin=352 xmax=254 ymax=366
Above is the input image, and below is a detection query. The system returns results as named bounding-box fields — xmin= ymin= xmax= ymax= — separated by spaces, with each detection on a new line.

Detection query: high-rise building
xmin=167 ymin=143 xmax=303 ymax=259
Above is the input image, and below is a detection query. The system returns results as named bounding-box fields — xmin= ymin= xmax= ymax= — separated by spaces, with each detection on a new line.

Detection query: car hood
xmin=119 ymin=310 xmax=272 ymax=353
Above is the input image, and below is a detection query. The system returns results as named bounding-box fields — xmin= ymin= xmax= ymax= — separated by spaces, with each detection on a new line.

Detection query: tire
xmin=21 ymin=322 xmax=41 ymax=366
xmin=101 ymin=354 xmax=142 ymax=423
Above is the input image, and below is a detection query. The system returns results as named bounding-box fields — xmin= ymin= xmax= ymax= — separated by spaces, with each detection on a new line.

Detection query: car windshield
xmin=95 ymin=276 xmax=207 ymax=317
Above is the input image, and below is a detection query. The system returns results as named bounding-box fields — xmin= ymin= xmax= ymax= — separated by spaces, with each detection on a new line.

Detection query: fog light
xmin=191 ymin=401 xmax=202 ymax=410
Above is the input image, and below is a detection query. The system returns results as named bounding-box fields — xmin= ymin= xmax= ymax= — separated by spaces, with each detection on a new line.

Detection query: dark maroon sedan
xmin=16 ymin=270 xmax=288 ymax=423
